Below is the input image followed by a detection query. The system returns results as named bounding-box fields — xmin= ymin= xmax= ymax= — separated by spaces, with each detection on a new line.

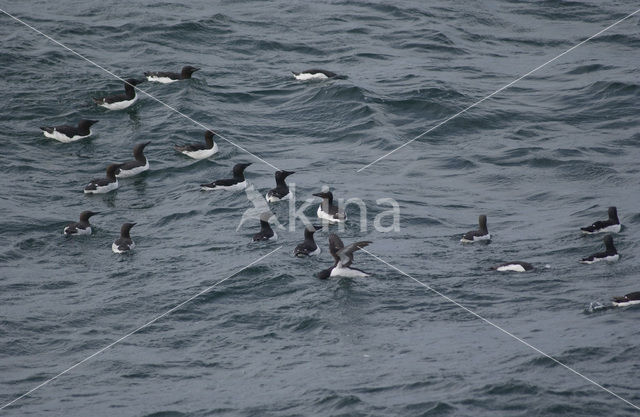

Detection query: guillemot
xmin=40 ymin=119 xmax=98 ymax=143
xmin=201 ymin=163 xmax=251 ymax=191
xmin=317 ymin=233 xmax=371 ymax=279
xmin=84 ymin=164 xmax=121 ymax=194
xmin=145 ymin=66 xmax=200 ymax=83
xmin=64 ymin=211 xmax=99 ymax=235
xmin=252 ymin=213 xmax=278 ymax=241
xmin=461 ymin=215 xmax=490 ymax=243
xmin=112 ymin=222 xmax=136 ymax=253
xmin=612 ymin=292 xmax=640 ymax=307
xmin=313 ymin=191 xmax=346 ymax=223
xmin=581 ymin=206 xmax=621 ymax=234
xmin=292 ymin=69 xmax=341 ymax=81
xmin=580 ymin=235 xmax=619 ymax=264
xmin=294 ymin=224 xmax=322 ymax=257
xmin=492 ymin=261 xmax=534 ymax=272
xmin=174 ymin=130 xmax=219 ymax=159
xmin=116 ymin=142 xmax=150 ymax=178
xmin=93 ymin=78 xmax=142 ymax=110
xmin=266 ymin=170 xmax=295 ymax=202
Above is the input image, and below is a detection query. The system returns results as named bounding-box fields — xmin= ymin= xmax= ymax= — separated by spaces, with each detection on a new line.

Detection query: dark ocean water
xmin=1 ymin=0 xmax=640 ymax=415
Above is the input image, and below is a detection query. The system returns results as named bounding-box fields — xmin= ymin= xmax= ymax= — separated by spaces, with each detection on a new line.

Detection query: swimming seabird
xmin=581 ymin=206 xmax=621 ymax=234
xmin=201 ymin=163 xmax=251 ymax=191
xmin=317 ymin=233 xmax=371 ymax=279
xmin=174 ymin=130 xmax=219 ymax=159
xmin=112 ymin=222 xmax=136 ymax=253
xmin=461 ymin=215 xmax=490 ymax=243
xmin=293 ymin=224 xmax=322 ymax=257
xmin=63 ymin=210 xmax=99 ymax=235
xmin=116 ymin=141 xmax=150 ymax=178
xmin=492 ymin=261 xmax=534 ymax=272
xmin=145 ymin=66 xmax=200 ymax=83
xmin=266 ymin=170 xmax=295 ymax=202
xmin=84 ymin=164 xmax=121 ymax=194
xmin=252 ymin=213 xmax=277 ymax=241
xmin=292 ymin=69 xmax=340 ymax=81
xmin=612 ymin=292 xmax=640 ymax=307
xmin=93 ymin=78 xmax=142 ymax=110
xmin=313 ymin=191 xmax=346 ymax=223
xmin=580 ymin=235 xmax=619 ymax=264
xmin=40 ymin=119 xmax=98 ymax=143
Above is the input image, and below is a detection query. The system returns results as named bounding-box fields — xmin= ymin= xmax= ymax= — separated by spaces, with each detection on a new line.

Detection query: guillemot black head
xmin=317 ymin=267 xmax=333 ymax=280
xmin=133 ymin=141 xmax=151 ymax=160
xmin=275 ymin=170 xmax=295 ymax=182
xmin=79 ymin=211 xmax=100 ymax=222
xmin=120 ymin=222 xmax=136 ymax=238
xmin=204 ymin=130 xmax=215 ymax=146
xmin=478 ymin=215 xmax=488 ymax=234
xmin=181 ymin=66 xmax=200 ymax=78
xmin=232 ymin=163 xmax=252 ymax=178
xmin=106 ymin=163 xmax=122 ymax=180
xmin=312 ymin=191 xmax=334 ymax=202
xmin=604 ymin=234 xmax=616 ymax=253
xmin=78 ymin=119 xmax=99 ymax=128
xmin=304 ymin=224 xmax=322 ymax=239
xmin=608 ymin=206 xmax=619 ymax=223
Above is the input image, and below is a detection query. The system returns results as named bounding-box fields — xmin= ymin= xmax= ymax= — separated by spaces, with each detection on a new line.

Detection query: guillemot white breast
xmin=580 ymin=235 xmax=619 ymax=264
xmin=93 ymin=79 xmax=142 ymax=110
xmin=145 ymin=66 xmax=200 ymax=83
xmin=175 ymin=130 xmax=218 ymax=159
xmin=116 ymin=141 xmax=150 ymax=178
xmin=64 ymin=210 xmax=100 ymax=235
xmin=40 ymin=119 xmax=98 ymax=143
xmin=461 ymin=215 xmax=490 ymax=243
xmin=112 ymin=222 xmax=136 ymax=253
xmin=581 ymin=206 xmax=621 ymax=234
xmin=266 ymin=170 xmax=295 ymax=202
xmin=317 ymin=233 xmax=371 ymax=279
xmin=201 ymin=162 xmax=251 ymax=191
xmin=294 ymin=224 xmax=322 ymax=257
xmin=84 ymin=164 xmax=121 ymax=194
xmin=313 ymin=191 xmax=346 ymax=223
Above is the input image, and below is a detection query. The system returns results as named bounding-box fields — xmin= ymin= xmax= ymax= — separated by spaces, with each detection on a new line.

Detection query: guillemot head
xmin=78 ymin=119 xmax=99 ymax=129
xmin=79 ymin=211 xmax=100 ymax=222
xmin=478 ymin=215 xmax=488 ymax=233
xmin=133 ymin=141 xmax=151 ymax=159
xmin=312 ymin=191 xmax=333 ymax=201
xmin=603 ymin=234 xmax=616 ymax=252
xmin=608 ymin=206 xmax=619 ymax=222
xmin=106 ymin=163 xmax=122 ymax=180
xmin=181 ymin=66 xmax=200 ymax=78
xmin=120 ymin=222 xmax=136 ymax=238
xmin=232 ymin=162 xmax=252 ymax=177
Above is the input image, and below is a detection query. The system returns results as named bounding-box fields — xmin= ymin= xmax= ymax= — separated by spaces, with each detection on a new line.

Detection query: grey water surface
xmin=1 ymin=0 xmax=640 ymax=416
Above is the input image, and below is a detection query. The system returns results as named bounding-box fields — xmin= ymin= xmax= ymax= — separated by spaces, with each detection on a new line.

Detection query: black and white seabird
xmin=492 ymin=261 xmax=534 ymax=272
xmin=63 ymin=211 xmax=99 ymax=235
xmin=145 ymin=66 xmax=200 ymax=83
xmin=112 ymin=222 xmax=136 ymax=253
xmin=581 ymin=206 xmax=621 ymax=234
xmin=40 ymin=119 xmax=98 ymax=143
xmin=175 ymin=130 xmax=218 ymax=159
xmin=252 ymin=213 xmax=277 ymax=241
xmin=292 ymin=69 xmax=341 ymax=80
xmin=317 ymin=233 xmax=371 ymax=279
xmin=93 ymin=78 xmax=142 ymax=110
xmin=84 ymin=164 xmax=121 ymax=194
xmin=116 ymin=141 xmax=150 ymax=178
xmin=201 ymin=163 xmax=251 ymax=191
xmin=580 ymin=235 xmax=619 ymax=264
xmin=313 ymin=191 xmax=346 ymax=223
xmin=461 ymin=215 xmax=490 ymax=243
xmin=266 ymin=170 xmax=295 ymax=202
xmin=294 ymin=224 xmax=322 ymax=257
xmin=612 ymin=292 xmax=640 ymax=307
